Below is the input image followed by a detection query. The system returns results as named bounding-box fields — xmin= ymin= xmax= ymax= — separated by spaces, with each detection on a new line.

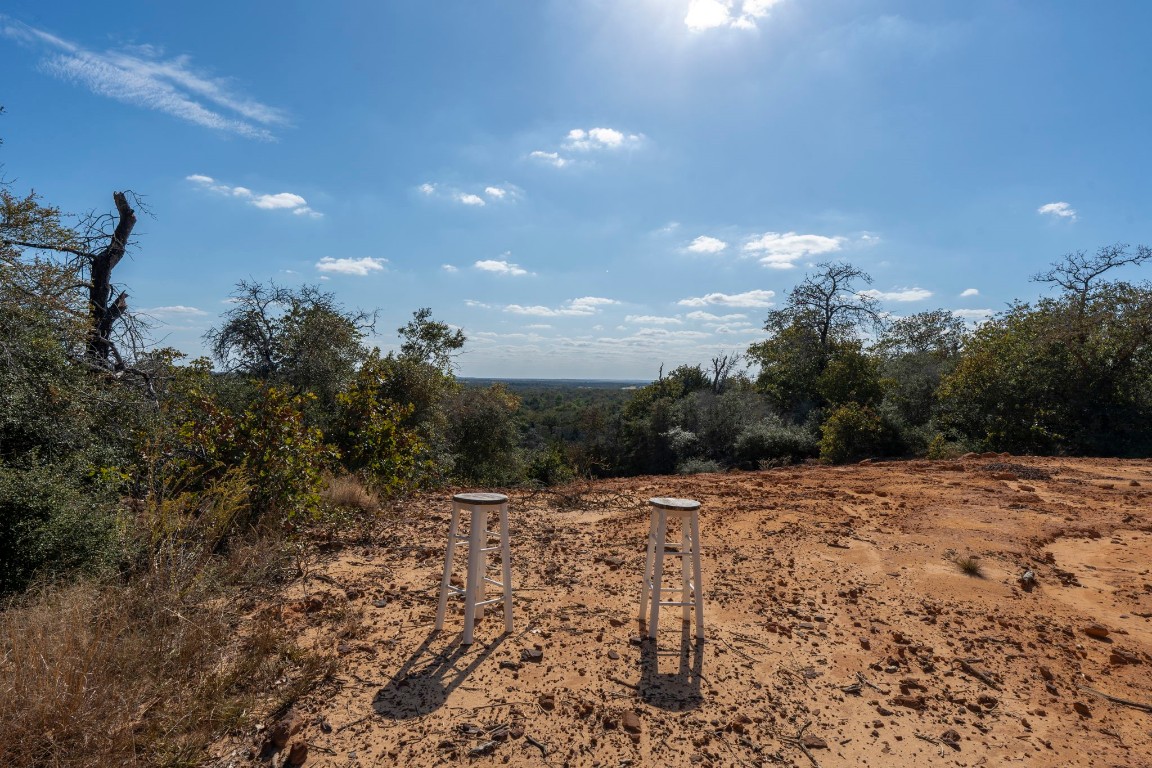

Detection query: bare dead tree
xmin=2 ymin=190 xmax=145 ymax=377
xmin=709 ymin=351 xmax=742 ymax=394
xmin=1033 ymin=243 xmax=1152 ymax=308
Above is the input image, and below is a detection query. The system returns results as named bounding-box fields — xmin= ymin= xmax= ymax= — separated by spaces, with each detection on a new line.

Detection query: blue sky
xmin=2 ymin=1 xmax=1150 ymax=379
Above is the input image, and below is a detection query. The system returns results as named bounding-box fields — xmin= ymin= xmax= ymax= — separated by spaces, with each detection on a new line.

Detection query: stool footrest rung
xmin=658 ymin=600 xmax=697 ymax=608
xmin=474 ymin=596 xmax=507 ymax=608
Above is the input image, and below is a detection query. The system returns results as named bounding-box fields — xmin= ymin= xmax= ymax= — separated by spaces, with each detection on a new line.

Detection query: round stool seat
xmin=453 ymin=492 xmax=509 ymax=505
xmin=649 ymin=497 xmax=700 ymax=511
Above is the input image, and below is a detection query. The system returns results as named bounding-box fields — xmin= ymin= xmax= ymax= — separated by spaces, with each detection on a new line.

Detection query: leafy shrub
xmin=526 ymin=443 xmax=577 ymax=486
xmin=676 ymin=458 xmax=722 ymax=475
xmin=0 ymin=462 xmax=120 ymax=594
xmin=336 ymin=368 xmax=429 ymax=497
xmin=734 ymin=416 xmax=818 ymax=465
xmin=818 ymin=403 xmax=886 ymax=464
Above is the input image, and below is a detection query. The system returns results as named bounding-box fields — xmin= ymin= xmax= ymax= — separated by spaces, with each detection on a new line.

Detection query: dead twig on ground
xmin=956 ymin=659 xmax=1001 ymax=691
xmin=914 ymin=732 xmax=945 ymax=757
xmin=779 ymin=721 xmax=820 ymax=768
xmin=525 ymin=734 xmax=550 ymax=756
xmin=1079 ymin=685 xmax=1152 ymax=713
xmin=856 ymin=672 xmax=889 ymax=695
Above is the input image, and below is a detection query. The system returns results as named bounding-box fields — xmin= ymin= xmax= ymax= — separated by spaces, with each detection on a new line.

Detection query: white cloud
xmin=464 ymin=299 xmax=492 ymax=309
xmin=455 ymin=193 xmax=486 ymax=206
xmin=187 ymin=174 xmax=322 ymax=218
xmin=315 ymin=257 xmax=386 ymax=276
xmin=742 ymin=231 xmax=845 ymax=268
xmin=686 ymin=310 xmax=748 ymax=322
xmin=686 ymin=235 xmax=728 ymax=254
xmin=960 ymin=288 xmax=979 ymax=297
xmin=678 ymin=290 xmax=775 ymax=308
xmin=529 ymin=150 xmax=570 ymax=168
xmin=442 ymin=264 xmax=459 ymax=273
xmin=654 ymin=222 xmax=681 ymax=235
xmin=485 ymin=186 xmax=507 ymax=199
xmin=685 ymin=0 xmax=784 ymax=32
xmin=1038 ymin=201 xmax=1076 ymax=220
xmin=418 ymin=182 xmax=437 ymax=196
xmin=626 ymin=315 xmax=683 ymax=325
xmin=952 ymin=308 xmax=993 ymax=320
xmin=564 ymin=127 xmax=643 ymax=151
xmin=142 ymin=305 xmax=208 ymax=318
xmin=474 ymin=259 xmax=529 ymax=277
xmin=861 ymin=287 xmax=933 ymax=302
xmin=2 ymin=19 xmax=286 ymax=139
xmin=505 ymin=296 xmax=618 ymax=317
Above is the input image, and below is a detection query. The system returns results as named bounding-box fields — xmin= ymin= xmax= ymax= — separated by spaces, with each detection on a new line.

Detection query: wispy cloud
xmin=678 ymin=290 xmax=775 ymax=308
xmin=315 ymin=257 xmax=386 ymax=276
xmin=1038 ymin=201 xmax=1076 ymax=220
xmin=505 ymin=296 xmax=619 ymax=317
xmin=187 ymin=174 xmax=322 ymax=217
xmin=528 ymin=150 xmax=570 ymax=168
xmin=140 ymin=305 xmax=208 ymax=318
xmin=419 ymin=181 xmax=519 ymax=206
xmin=686 ymin=235 xmax=728 ymax=254
xmin=474 ymin=258 xmax=530 ymax=277
xmin=686 ymin=310 xmax=748 ymax=322
xmin=861 ymin=287 xmax=933 ymax=302
xmin=742 ymin=231 xmax=845 ymax=269
xmin=626 ymin=315 xmax=683 ymax=325
xmin=1 ymin=18 xmax=287 ymax=139
xmin=952 ymin=308 xmax=993 ymax=321
xmin=685 ymin=0 xmax=785 ymax=32
xmin=960 ymin=288 xmax=979 ymax=297
xmin=442 ymin=264 xmax=460 ymax=273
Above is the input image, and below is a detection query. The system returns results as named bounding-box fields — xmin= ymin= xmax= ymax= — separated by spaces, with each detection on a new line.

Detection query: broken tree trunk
xmin=87 ymin=191 xmax=136 ymax=367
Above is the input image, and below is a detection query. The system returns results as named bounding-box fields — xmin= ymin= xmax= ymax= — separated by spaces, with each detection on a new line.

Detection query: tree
xmin=939 ymin=246 xmax=1152 ymax=455
xmin=205 ymin=281 xmax=374 ymax=421
xmin=398 ymin=307 xmax=466 ymax=373
xmin=748 ymin=262 xmax=882 ymax=417
xmin=1 ymin=189 xmax=142 ymax=374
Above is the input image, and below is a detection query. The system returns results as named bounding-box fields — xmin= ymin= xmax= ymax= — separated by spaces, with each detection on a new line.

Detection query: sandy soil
xmin=210 ymin=455 xmax=1152 ymax=768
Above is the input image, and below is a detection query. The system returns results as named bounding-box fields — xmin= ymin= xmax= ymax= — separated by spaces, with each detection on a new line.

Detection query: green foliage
xmin=525 ymin=442 xmax=577 ymax=486
xmin=398 ymin=307 xmax=466 ymax=373
xmin=205 ymin=281 xmax=372 ymax=431
xmin=335 ymin=361 xmax=428 ymax=497
xmin=734 ymin=415 xmax=818 ymax=466
xmin=676 ymin=458 xmax=722 ymax=475
xmin=0 ymin=462 xmax=120 ymax=594
xmin=445 ymin=384 xmax=523 ymax=485
xmin=818 ymin=403 xmax=887 ymax=464
xmin=815 ymin=343 xmax=882 ymax=407
xmin=156 ymin=385 xmax=332 ymax=529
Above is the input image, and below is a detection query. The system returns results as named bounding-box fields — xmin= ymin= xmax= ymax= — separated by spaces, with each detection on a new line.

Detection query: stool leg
xmin=499 ymin=501 xmax=514 ymax=634
xmin=691 ymin=510 xmax=704 ymax=641
xmin=435 ymin=504 xmax=462 ymax=631
xmin=681 ymin=515 xmax=692 ymax=623
xmin=648 ymin=510 xmax=667 ymax=640
xmin=462 ymin=504 xmax=484 ymax=645
xmin=638 ymin=507 xmax=658 ymax=621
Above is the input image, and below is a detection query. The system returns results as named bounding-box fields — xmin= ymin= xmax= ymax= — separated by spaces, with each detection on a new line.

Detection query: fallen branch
xmin=779 ymin=721 xmax=820 ymax=768
xmin=525 ymin=734 xmax=551 ymax=756
xmin=957 ymin=659 xmax=1001 ymax=691
xmin=914 ymin=732 xmax=945 ymax=758
xmin=1079 ymin=685 xmax=1152 ymax=713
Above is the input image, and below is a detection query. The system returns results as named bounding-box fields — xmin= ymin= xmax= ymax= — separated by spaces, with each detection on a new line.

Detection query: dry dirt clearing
xmin=212 ymin=456 xmax=1152 ymax=768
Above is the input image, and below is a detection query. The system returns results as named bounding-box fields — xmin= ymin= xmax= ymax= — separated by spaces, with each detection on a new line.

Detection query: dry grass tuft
xmin=0 ymin=537 xmax=333 ymax=768
xmin=953 ymin=555 xmax=984 ymax=578
xmin=321 ymin=473 xmax=380 ymax=515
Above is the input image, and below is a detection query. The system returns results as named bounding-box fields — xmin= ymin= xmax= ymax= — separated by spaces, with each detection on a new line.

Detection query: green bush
xmin=818 ymin=403 xmax=886 ymax=464
xmin=0 ymin=462 xmax=119 ymax=593
xmin=526 ymin=443 xmax=577 ymax=487
xmin=676 ymin=458 xmax=722 ymax=475
xmin=734 ymin=416 xmax=818 ymax=465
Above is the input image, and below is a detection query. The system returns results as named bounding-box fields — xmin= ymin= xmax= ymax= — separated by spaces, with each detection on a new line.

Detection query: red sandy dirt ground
xmin=210 ymin=456 xmax=1152 ymax=768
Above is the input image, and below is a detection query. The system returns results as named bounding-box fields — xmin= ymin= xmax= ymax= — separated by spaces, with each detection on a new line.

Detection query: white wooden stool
xmin=639 ymin=497 xmax=704 ymax=641
xmin=434 ymin=492 xmax=514 ymax=645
